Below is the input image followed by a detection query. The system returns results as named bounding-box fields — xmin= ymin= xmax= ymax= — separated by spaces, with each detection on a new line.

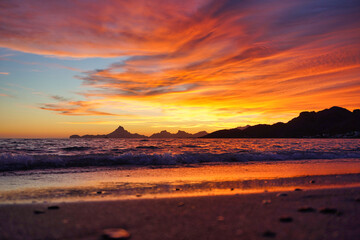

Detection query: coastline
xmin=1 ymin=159 xmax=360 ymax=203
xmin=1 ymin=186 xmax=359 ymax=240
xmin=1 ymin=158 xmax=359 ymax=239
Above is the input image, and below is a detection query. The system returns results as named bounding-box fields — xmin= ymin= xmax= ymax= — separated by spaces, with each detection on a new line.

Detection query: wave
xmin=1 ymin=150 xmax=360 ymax=172
xmin=61 ymin=146 xmax=92 ymax=151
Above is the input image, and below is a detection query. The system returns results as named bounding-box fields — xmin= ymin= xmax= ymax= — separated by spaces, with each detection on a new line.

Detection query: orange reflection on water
xmin=91 ymin=159 xmax=360 ymax=186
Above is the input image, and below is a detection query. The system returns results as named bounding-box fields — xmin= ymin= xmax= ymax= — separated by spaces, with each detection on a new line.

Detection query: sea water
xmin=1 ymin=138 xmax=360 ymax=171
xmin=0 ymin=138 xmax=359 ymax=202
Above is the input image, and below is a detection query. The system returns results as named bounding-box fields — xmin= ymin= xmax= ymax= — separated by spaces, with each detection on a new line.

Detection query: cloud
xmin=39 ymin=100 xmax=119 ymax=116
xmin=1 ymin=0 xmax=360 ymax=123
xmin=50 ymin=95 xmax=71 ymax=102
xmin=0 ymin=72 xmax=9 ymax=75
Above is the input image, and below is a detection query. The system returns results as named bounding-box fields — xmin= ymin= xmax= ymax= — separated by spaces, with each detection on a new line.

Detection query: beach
xmin=1 ymin=186 xmax=359 ymax=240
xmin=1 ymin=159 xmax=360 ymax=240
xmin=1 ymin=139 xmax=359 ymax=239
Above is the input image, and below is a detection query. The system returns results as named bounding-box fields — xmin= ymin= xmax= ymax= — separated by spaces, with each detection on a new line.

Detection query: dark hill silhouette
xmin=150 ymin=130 xmax=173 ymax=138
xmin=150 ymin=130 xmax=208 ymax=138
xmin=192 ymin=131 xmax=209 ymax=138
xmin=70 ymin=127 xmax=208 ymax=139
xmin=202 ymin=106 xmax=360 ymax=138
xmin=107 ymin=126 xmax=147 ymax=138
xmin=70 ymin=126 xmax=147 ymax=138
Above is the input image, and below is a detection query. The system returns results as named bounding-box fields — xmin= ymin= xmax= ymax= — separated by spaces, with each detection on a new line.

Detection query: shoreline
xmin=1 ymin=158 xmax=359 ymax=239
xmin=1 ymin=159 xmax=360 ymax=204
xmin=1 ymin=186 xmax=359 ymax=239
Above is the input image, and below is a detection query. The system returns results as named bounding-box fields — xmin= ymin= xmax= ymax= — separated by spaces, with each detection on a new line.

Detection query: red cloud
xmin=2 ymin=0 xmax=360 ymax=119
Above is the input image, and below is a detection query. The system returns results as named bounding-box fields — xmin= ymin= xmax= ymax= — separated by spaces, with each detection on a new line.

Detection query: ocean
xmin=1 ymin=138 xmax=360 ymax=203
xmin=1 ymin=138 xmax=360 ymax=171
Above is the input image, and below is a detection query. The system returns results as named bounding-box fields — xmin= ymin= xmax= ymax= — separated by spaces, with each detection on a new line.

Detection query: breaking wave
xmin=1 ymin=150 xmax=360 ymax=172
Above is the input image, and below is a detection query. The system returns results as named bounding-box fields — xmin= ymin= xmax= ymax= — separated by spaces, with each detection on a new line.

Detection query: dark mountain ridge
xmin=150 ymin=130 xmax=208 ymax=138
xmin=70 ymin=106 xmax=359 ymax=139
xmin=202 ymin=106 xmax=360 ymax=138
xmin=70 ymin=127 xmax=208 ymax=139
xmin=70 ymin=126 xmax=147 ymax=139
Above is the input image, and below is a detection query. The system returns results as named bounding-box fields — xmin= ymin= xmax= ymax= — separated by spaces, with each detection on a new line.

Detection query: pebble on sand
xmin=102 ymin=228 xmax=131 ymax=240
xmin=294 ymin=188 xmax=302 ymax=191
xmin=34 ymin=210 xmax=45 ymax=214
xmin=177 ymin=202 xmax=185 ymax=207
xmin=319 ymin=208 xmax=337 ymax=214
xmin=97 ymin=191 xmax=103 ymax=194
xmin=262 ymin=230 xmax=276 ymax=238
xmin=279 ymin=216 xmax=293 ymax=222
xmin=276 ymin=193 xmax=288 ymax=197
xmin=48 ymin=206 xmax=59 ymax=210
xmin=262 ymin=199 xmax=271 ymax=204
xmin=298 ymin=206 xmax=316 ymax=213
xmin=309 ymin=180 xmax=315 ymax=184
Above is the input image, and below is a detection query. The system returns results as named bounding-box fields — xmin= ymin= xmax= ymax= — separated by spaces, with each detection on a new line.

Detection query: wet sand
xmin=1 ymin=186 xmax=359 ymax=240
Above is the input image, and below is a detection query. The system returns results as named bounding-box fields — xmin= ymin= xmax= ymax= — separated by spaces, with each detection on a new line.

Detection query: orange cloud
xmin=1 ymin=0 xmax=360 ymax=127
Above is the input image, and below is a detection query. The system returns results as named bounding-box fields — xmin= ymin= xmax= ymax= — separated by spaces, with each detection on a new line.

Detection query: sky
xmin=0 ymin=0 xmax=359 ymax=138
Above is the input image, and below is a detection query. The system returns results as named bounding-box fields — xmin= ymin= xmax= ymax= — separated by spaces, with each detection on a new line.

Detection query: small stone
xmin=97 ymin=191 xmax=103 ymax=194
xmin=34 ymin=210 xmax=45 ymax=214
xmin=102 ymin=228 xmax=131 ymax=240
xmin=230 ymin=188 xmax=234 ymax=191
xmin=294 ymin=188 xmax=302 ymax=191
xmin=177 ymin=202 xmax=185 ymax=207
xmin=136 ymin=194 xmax=142 ymax=197
xmin=262 ymin=230 xmax=276 ymax=238
xmin=175 ymin=188 xmax=181 ymax=191
xmin=48 ymin=206 xmax=59 ymax=210
xmin=262 ymin=199 xmax=271 ymax=205
xmin=276 ymin=193 xmax=288 ymax=197
xmin=298 ymin=207 xmax=316 ymax=213
xmin=319 ymin=208 xmax=337 ymax=214
xmin=217 ymin=216 xmax=225 ymax=221
xmin=279 ymin=216 xmax=293 ymax=223
xmin=309 ymin=180 xmax=315 ymax=184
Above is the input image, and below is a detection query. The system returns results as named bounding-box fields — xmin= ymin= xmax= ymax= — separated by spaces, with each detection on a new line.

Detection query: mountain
xmin=202 ymin=106 xmax=360 ymax=138
xmin=149 ymin=130 xmax=173 ymax=138
xmin=70 ymin=126 xmax=208 ymax=139
xmin=237 ymin=125 xmax=250 ymax=130
xmin=192 ymin=131 xmax=209 ymax=138
xmin=70 ymin=126 xmax=147 ymax=138
xmin=106 ymin=126 xmax=147 ymax=138
xmin=150 ymin=130 xmax=208 ymax=138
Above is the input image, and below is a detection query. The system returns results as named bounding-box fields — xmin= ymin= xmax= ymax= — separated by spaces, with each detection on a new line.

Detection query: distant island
xmin=70 ymin=126 xmax=146 ymax=139
xmin=70 ymin=126 xmax=208 ymax=139
xmin=70 ymin=106 xmax=360 ymax=139
xmin=149 ymin=130 xmax=208 ymax=138
xmin=202 ymin=106 xmax=360 ymax=138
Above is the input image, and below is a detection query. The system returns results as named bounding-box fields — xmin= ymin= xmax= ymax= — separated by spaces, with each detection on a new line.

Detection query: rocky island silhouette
xmin=70 ymin=107 xmax=360 ymax=139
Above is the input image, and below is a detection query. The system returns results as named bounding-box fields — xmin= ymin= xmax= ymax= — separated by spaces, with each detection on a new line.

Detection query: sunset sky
xmin=0 ymin=0 xmax=359 ymax=137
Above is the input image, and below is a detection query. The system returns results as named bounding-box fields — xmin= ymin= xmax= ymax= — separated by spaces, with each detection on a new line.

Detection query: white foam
xmin=1 ymin=151 xmax=360 ymax=172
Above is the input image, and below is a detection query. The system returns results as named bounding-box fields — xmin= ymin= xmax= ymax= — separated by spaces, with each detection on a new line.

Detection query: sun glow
xmin=0 ymin=0 xmax=359 ymax=137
